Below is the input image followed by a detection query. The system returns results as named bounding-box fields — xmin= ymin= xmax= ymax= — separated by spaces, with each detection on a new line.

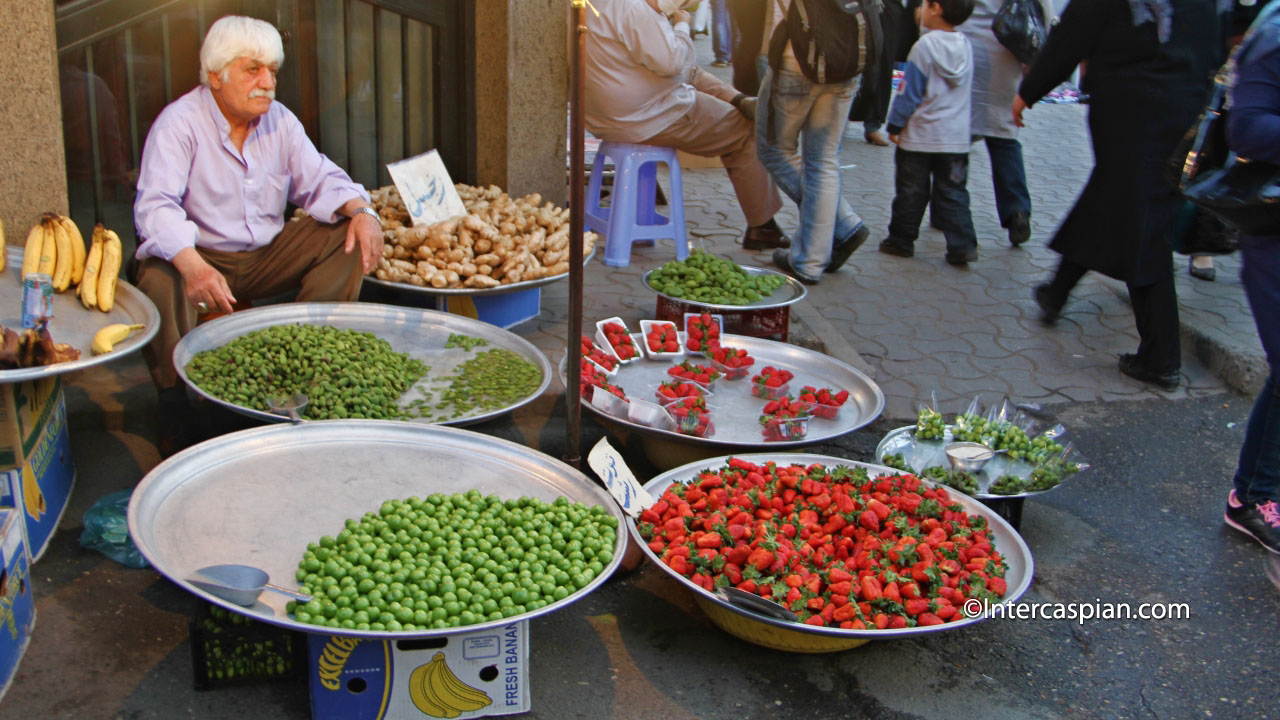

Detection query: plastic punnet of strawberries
xmin=798 ymin=385 xmax=850 ymax=420
xmin=581 ymin=335 xmax=619 ymax=372
xmin=645 ymin=322 xmax=680 ymax=354
xmin=580 ymin=363 xmax=625 ymax=401
xmin=759 ymin=395 xmax=811 ymax=441
xmin=602 ymin=321 xmax=637 ymax=361
xmin=710 ymin=345 xmax=754 ymax=380
xmin=667 ymin=404 xmax=714 ymax=437
xmin=685 ymin=313 xmax=721 ymax=353
xmin=656 ymin=380 xmax=709 ymax=406
xmin=667 ymin=361 xmax=721 ymax=387
xmin=750 ymin=366 xmax=794 ymax=399
xmin=636 ymin=459 xmax=1010 ymax=629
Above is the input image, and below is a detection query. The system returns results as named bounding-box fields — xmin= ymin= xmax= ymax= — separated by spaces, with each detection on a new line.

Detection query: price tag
xmin=587 ymin=438 xmax=655 ymax=518
xmin=386 ymin=150 xmax=468 ymax=227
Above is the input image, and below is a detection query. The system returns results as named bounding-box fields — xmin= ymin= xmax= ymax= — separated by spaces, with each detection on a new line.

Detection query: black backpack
xmin=768 ymin=0 xmax=883 ymax=85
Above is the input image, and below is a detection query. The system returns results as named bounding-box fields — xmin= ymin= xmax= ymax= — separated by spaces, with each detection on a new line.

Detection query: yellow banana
xmin=80 ymin=225 xmax=103 ymax=309
xmin=0 ymin=215 xmax=6 ymax=272
xmin=91 ymin=323 xmax=144 ymax=355
xmin=410 ymin=658 xmax=461 ymax=718
xmin=58 ymin=215 xmax=86 ymax=284
xmin=97 ymin=228 xmax=122 ymax=312
xmin=21 ymin=221 xmax=42 ymax=276
xmin=49 ymin=215 xmax=72 ymax=291
xmin=429 ymin=652 xmax=492 ymax=712
xmin=37 ymin=218 xmax=56 ymax=276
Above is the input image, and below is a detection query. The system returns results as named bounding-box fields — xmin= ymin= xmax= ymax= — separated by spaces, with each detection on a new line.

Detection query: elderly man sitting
xmin=585 ymin=0 xmax=788 ymax=250
xmin=133 ymin=15 xmax=383 ymax=454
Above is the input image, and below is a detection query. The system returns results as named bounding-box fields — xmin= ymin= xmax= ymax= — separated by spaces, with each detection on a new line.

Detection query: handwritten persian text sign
xmin=587 ymin=438 xmax=655 ymax=518
xmin=386 ymin=150 xmax=467 ymax=226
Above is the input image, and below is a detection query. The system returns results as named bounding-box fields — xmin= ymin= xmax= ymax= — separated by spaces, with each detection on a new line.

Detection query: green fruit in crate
xmin=649 ymin=250 xmax=785 ymax=306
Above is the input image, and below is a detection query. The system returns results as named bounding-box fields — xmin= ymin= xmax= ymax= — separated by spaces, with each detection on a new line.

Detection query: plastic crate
xmin=190 ymin=602 xmax=308 ymax=691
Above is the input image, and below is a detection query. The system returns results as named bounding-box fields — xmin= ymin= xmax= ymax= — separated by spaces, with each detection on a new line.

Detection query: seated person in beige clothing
xmin=585 ymin=0 xmax=789 ymax=250
xmin=132 ymin=16 xmax=384 ymax=455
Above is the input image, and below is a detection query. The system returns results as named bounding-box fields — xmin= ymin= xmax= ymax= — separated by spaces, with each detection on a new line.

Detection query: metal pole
xmin=564 ymin=0 xmax=587 ymax=470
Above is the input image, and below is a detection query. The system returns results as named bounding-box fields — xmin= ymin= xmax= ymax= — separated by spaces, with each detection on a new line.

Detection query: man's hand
xmin=173 ymin=247 xmax=236 ymax=314
xmin=339 ymin=200 xmax=385 ymax=273
xmin=1012 ymin=94 xmax=1029 ymax=128
xmin=671 ymin=9 xmax=691 ymax=25
xmin=889 ymin=133 xmax=901 ymax=144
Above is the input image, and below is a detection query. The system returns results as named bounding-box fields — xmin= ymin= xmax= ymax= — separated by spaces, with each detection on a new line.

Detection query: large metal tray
xmin=875 ymin=425 xmax=1075 ymax=500
xmin=173 ymin=302 xmax=551 ymax=426
xmin=0 ymin=247 xmax=159 ymax=382
xmin=629 ymin=453 xmax=1034 ymax=640
xmin=128 ymin=420 xmax=627 ymax=638
xmin=364 ymin=247 xmax=595 ymax=297
xmin=568 ymin=333 xmax=884 ymax=449
xmin=642 ymin=265 xmax=808 ymax=311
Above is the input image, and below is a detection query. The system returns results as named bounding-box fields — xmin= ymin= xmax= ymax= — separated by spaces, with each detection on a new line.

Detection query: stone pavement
xmin=539 ymin=36 xmax=1267 ymax=425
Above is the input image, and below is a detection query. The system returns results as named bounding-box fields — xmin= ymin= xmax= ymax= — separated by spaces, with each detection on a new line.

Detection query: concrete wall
xmin=0 ymin=2 xmax=68 ymax=239
xmin=474 ymin=0 xmax=568 ymax=205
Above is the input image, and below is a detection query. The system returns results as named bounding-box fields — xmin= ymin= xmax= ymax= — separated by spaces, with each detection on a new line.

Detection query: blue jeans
xmin=982 ymin=136 xmax=1032 ymax=226
xmin=1234 ymin=234 xmax=1280 ymax=503
xmin=712 ymin=0 xmax=732 ymax=63
xmin=755 ymin=68 xmax=864 ymax=279
xmin=889 ymin=148 xmax=976 ymax=252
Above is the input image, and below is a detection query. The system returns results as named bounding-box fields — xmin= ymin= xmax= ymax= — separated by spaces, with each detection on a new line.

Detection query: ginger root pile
xmin=367 ymin=184 xmax=597 ymax=289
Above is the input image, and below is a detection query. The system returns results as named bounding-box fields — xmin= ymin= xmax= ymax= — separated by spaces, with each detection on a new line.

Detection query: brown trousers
xmin=642 ymin=67 xmax=782 ymax=228
xmin=138 ymin=216 xmax=364 ymax=390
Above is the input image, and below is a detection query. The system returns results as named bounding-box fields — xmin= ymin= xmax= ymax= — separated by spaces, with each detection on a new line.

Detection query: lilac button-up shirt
xmin=134 ymin=86 xmax=368 ymax=262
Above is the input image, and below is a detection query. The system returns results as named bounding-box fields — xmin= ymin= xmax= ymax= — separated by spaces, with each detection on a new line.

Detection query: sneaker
xmin=1033 ymin=284 xmax=1062 ymax=325
xmin=825 ymin=225 xmax=870 ymax=273
xmin=743 ymin=224 xmax=791 ymax=250
xmin=1118 ymin=353 xmax=1179 ymax=390
xmin=1007 ymin=213 xmax=1031 ymax=247
xmin=711 ymin=59 xmax=731 ymax=68
xmin=878 ymin=237 xmax=914 ymax=258
xmin=1225 ymin=490 xmax=1280 ymax=554
xmin=772 ymin=249 xmax=820 ymax=286
xmin=945 ymin=246 xmax=978 ymax=265
xmin=864 ymin=131 xmax=890 ymax=147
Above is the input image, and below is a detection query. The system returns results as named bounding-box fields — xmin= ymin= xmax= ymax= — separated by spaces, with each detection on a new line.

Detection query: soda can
xmin=22 ymin=273 xmax=54 ymax=329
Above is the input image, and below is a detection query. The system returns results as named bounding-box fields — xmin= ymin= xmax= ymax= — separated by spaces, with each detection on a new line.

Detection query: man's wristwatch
xmin=352 ymin=206 xmax=382 ymax=227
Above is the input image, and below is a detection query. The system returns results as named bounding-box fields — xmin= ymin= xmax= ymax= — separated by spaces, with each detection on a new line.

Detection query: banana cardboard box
xmin=0 ymin=507 xmax=36 ymax=702
xmin=0 ymin=377 xmax=76 ymax=563
xmin=308 ymin=620 xmax=530 ymax=720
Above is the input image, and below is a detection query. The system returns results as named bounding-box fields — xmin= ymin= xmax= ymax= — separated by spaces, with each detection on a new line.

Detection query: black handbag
xmin=1177 ymin=66 xmax=1280 ymax=235
xmin=992 ymin=0 xmax=1047 ymax=65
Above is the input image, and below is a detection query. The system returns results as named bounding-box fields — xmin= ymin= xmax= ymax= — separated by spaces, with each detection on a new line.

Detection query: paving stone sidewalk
xmin=530 ymin=40 xmax=1266 ymax=424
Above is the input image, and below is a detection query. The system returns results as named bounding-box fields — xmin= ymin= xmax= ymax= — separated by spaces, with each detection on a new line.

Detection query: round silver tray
xmin=629 ymin=453 xmax=1034 ymax=640
xmin=642 ymin=265 xmax=808 ymax=311
xmin=364 ymin=247 xmax=596 ymax=297
xmin=128 ymin=420 xmax=627 ymax=638
xmin=0 ymin=247 xmax=160 ymax=382
xmin=173 ymin=302 xmax=551 ymax=426
xmin=875 ymin=425 xmax=1073 ymax=500
xmin=567 ymin=333 xmax=884 ymax=449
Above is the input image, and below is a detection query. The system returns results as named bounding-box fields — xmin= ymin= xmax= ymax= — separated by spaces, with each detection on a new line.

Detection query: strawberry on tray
xmin=580 ymin=363 xmax=625 ymax=402
xmin=710 ymin=345 xmax=754 ymax=379
xmin=600 ymin=320 xmax=638 ymax=361
xmin=759 ymin=395 xmax=811 ymax=441
xmin=667 ymin=404 xmax=714 ymax=437
xmin=655 ymin=380 xmax=710 ymax=407
xmin=797 ymin=385 xmax=850 ymax=420
xmin=684 ymin=312 xmax=722 ymax=355
xmin=666 ymin=360 xmax=721 ymax=388
xmin=644 ymin=321 xmax=681 ymax=355
xmin=750 ymin=366 xmax=795 ymax=400
xmin=581 ymin=335 xmax=618 ymax=373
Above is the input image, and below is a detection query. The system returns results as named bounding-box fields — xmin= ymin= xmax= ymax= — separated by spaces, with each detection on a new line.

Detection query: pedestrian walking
xmin=1019 ymin=0 xmax=1224 ymax=390
xmin=851 ymin=0 xmax=921 ymax=146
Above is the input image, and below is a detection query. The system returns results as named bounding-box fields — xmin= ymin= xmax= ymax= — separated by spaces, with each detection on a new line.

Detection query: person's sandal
xmin=1189 ymin=256 xmax=1216 ymax=281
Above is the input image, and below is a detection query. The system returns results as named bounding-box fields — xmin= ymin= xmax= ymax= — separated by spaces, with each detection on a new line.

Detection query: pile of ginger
xmin=368 ymin=184 xmax=597 ymax=289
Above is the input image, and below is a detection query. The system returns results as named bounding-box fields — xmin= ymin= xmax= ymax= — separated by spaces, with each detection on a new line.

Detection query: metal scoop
xmin=718 ymin=586 xmax=799 ymax=623
xmin=189 ymin=563 xmax=312 ymax=607
xmin=266 ymin=393 xmax=308 ymax=424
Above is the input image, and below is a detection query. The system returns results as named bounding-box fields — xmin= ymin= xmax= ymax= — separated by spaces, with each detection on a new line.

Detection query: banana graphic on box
xmin=408 ymin=652 xmax=493 ymax=718
xmin=22 ymin=463 xmax=45 ymax=521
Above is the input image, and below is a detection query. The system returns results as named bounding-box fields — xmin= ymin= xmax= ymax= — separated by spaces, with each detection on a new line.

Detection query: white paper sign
xmin=587 ymin=438 xmax=655 ymax=518
xmin=386 ymin=149 xmax=467 ymax=226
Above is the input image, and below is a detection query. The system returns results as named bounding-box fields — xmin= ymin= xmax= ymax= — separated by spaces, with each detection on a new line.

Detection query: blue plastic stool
xmin=585 ymin=141 xmax=688 ymax=267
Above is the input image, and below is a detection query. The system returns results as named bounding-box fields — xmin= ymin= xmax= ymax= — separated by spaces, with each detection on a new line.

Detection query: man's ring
xmin=196 ymin=302 xmax=209 ymax=312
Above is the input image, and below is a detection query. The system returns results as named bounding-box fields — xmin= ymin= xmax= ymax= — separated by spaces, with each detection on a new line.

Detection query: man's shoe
xmin=1118 ymin=353 xmax=1179 ymax=390
xmin=865 ymin=131 xmax=891 ymax=147
xmin=744 ymin=224 xmax=791 ymax=250
xmin=878 ymin=238 xmax=914 ymax=257
xmin=1189 ymin=256 xmax=1216 ymax=281
xmin=711 ymin=59 xmax=730 ymax=68
xmin=1225 ymin=490 xmax=1280 ymax=554
xmin=945 ymin=246 xmax=978 ymax=265
xmin=772 ymin=249 xmax=820 ymax=286
xmin=825 ymin=225 xmax=870 ymax=273
xmin=1033 ymin=284 xmax=1061 ymax=325
xmin=1007 ymin=213 xmax=1031 ymax=247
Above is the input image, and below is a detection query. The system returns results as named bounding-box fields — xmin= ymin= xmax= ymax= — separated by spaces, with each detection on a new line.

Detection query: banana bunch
xmin=20 ymin=213 xmax=85 ymax=292
xmin=408 ymin=652 xmax=493 ymax=718
xmin=79 ymin=224 xmax=123 ymax=312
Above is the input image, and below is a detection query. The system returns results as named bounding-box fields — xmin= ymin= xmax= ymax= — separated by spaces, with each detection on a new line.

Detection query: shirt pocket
xmin=258 ymin=171 xmax=293 ymax=219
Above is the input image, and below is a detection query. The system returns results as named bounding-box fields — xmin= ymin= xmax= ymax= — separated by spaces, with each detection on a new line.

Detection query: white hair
xmin=199 ymin=16 xmax=285 ymax=87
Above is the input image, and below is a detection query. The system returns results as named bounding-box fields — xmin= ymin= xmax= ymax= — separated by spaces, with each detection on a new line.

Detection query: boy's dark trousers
xmin=887 ymin=147 xmax=977 ymax=253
